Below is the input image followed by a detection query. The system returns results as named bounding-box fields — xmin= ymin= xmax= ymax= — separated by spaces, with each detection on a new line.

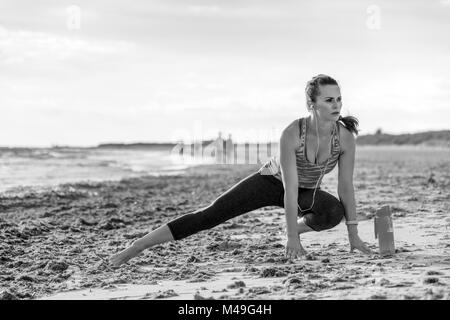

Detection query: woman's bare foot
xmin=110 ymin=242 xmax=144 ymax=267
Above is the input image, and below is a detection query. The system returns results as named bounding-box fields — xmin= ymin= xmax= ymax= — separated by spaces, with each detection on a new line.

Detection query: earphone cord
xmin=297 ymin=115 xmax=333 ymax=213
xmin=297 ymin=158 xmax=329 ymax=213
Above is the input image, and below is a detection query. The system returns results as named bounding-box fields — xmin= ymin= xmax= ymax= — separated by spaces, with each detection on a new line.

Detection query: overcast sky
xmin=1 ymin=0 xmax=449 ymax=146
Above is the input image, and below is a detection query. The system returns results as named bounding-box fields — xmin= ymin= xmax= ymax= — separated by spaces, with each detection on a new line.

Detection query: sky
xmin=1 ymin=0 xmax=449 ymax=147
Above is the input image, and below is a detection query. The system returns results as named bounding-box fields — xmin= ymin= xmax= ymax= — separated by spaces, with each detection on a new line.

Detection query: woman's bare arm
xmin=337 ymin=126 xmax=357 ymax=225
xmin=337 ymin=126 xmax=372 ymax=254
xmin=279 ymin=123 xmax=308 ymax=259
xmin=279 ymin=125 xmax=299 ymax=238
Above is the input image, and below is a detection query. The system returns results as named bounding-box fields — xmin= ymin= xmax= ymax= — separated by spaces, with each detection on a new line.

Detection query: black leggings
xmin=166 ymin=171 xmax=345 ymax=241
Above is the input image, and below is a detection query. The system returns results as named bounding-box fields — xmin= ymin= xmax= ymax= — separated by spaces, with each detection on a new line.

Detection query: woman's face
xmin=311 ymin=84 xmax=342 ymax=121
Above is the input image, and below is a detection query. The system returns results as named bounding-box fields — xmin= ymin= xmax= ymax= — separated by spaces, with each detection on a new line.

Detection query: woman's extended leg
xmin=110 ymin=172 xmax=283 ymax=267
xmin=166 ymin=172 xmax=284 ymax=240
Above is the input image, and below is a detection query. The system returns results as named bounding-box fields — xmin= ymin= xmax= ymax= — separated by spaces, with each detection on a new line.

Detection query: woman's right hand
xmin=285 ymin=236 xmax=308 ymax=260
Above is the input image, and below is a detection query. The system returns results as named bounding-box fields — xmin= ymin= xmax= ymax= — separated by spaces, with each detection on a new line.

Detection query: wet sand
xmin=1 ymin=147 xmax=449 ymax=300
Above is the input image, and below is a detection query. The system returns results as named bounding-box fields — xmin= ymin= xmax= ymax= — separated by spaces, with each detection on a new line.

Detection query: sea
xmin=0 ymin=143 xmax=277 ymax=194
xmin=1 ymin=144 xmax=448 ymax=195
xmin=0 ymin=147 xmax=193 ymax=194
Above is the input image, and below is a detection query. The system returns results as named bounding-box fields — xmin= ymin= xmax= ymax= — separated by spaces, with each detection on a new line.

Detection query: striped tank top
xmin=258 ymin=117 xmax=341 ymax=189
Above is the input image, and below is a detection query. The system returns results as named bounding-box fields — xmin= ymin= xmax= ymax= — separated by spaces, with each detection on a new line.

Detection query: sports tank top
xmin=258 ymin=117 xmax=342 ymax=189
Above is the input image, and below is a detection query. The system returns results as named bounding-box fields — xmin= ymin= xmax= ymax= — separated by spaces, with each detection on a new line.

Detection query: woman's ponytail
xmin=338 ymin=115 xmax=359 ymax=136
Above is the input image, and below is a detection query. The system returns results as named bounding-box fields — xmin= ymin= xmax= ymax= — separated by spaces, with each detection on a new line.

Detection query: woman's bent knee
xmin=306 ymin=202 xmax=345 ymax=231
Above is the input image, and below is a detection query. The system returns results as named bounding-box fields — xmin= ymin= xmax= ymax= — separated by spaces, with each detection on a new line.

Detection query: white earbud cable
xmin=297 ymin=112 xmax=333 ymax=213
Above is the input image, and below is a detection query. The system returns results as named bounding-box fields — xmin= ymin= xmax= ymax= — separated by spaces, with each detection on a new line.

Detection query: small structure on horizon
xmin=201 ymin=131 xmax=237 ymax=164
xmin=225 ymin=134 xmax=234 ymax=164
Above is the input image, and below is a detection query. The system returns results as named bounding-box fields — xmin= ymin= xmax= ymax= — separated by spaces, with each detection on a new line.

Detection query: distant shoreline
xmin=355 ymin=130 xmax=450 ymax=147
xmin=1 ymin=143 xmax=449 ymax=150
xmin=0 ymin=129 xmax=449 ymax=149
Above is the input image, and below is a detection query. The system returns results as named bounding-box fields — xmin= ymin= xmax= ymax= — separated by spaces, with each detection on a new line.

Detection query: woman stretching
xmin=110 ymin=74 xmax=372 ymax=267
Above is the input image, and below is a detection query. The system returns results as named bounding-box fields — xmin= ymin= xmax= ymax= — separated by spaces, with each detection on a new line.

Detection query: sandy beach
xmin=0 ymin=146 xmax=449 ymax=300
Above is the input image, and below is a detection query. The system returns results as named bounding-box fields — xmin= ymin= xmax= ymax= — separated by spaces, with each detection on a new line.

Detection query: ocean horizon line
xmin=1 ymin=127 xmax=449 ymax=149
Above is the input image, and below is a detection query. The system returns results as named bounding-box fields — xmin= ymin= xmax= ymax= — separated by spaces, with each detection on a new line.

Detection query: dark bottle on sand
xmin=374 ymin=205 xmax=395 ymax=256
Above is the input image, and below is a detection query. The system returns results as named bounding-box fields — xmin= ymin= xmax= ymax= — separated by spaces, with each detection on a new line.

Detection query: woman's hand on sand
xmin=348 ymin=233 xmax=372 ymax=255
xmin=285 ymin=236 xmax=307 ymax=260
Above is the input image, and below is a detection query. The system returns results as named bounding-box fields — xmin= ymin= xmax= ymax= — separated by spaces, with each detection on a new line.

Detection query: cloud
xmin=117 ymin=1 xmax=307 ymax=20
xmin=186 ymin=5 xmax=222 ymax=16
xmin=440 ymin=0 xmax=450 ymax=6
xmin=0 ymin=25 xmax=134 ymax=65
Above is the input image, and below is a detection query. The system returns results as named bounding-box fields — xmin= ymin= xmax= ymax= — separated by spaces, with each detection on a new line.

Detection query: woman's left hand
xmin=348 ymin=232 xmax=373 ymax=254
